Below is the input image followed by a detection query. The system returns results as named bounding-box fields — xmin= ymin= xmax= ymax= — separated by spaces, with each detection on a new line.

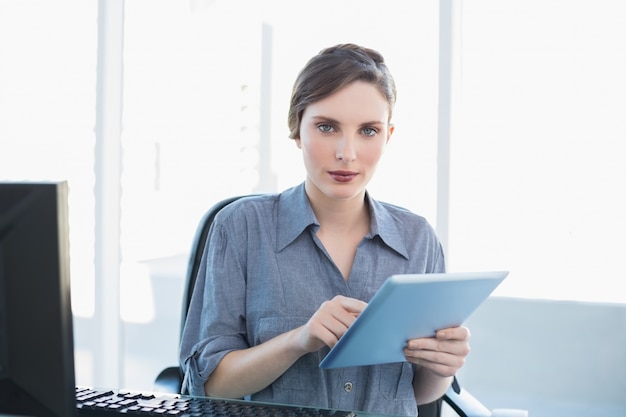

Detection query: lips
xmin=329 ymin=170 xmax=358 ymax=183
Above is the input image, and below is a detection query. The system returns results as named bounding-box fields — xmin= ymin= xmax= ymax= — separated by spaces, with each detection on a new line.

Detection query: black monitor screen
xmin=0 ymin=181 xmax=76 ymax=417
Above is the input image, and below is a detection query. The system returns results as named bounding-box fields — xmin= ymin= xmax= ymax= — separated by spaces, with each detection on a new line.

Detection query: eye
xmin=317 ymin=123 xmax=335 ymax=133
xmin=361 ymin=127 xmax=378 ymax=137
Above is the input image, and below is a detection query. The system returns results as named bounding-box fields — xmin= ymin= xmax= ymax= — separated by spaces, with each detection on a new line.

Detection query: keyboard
xmin=75 ymin=387 xmax=359 ymax=417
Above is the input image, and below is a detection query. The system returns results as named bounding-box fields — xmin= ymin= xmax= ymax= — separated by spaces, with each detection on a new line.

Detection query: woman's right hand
xmin=205 ymin=295 xmax=366 ymax=398
xmin=294 ymin=295 xmax=367 ymax=354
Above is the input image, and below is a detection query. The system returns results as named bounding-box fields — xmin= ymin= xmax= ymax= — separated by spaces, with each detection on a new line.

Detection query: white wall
xmin=460 ymin=297 xmax=626 ymax=416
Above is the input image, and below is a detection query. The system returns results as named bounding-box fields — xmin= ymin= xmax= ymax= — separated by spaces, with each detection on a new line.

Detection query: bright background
xmin=1 ymin=1 xmax=624 ymax=416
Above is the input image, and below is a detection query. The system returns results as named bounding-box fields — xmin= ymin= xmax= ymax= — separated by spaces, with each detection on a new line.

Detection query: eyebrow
xmin=310 ymin=115 xmax=385 ymax=127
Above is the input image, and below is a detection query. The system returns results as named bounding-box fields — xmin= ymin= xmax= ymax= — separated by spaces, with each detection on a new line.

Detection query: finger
xmin=301 ymin=311 xmax=347 ymax=350
xmin=436 ymin=326 xmax=471 ymax=341
xmin=405 ymin=345 xmax=466 ymax=366
xmin=406 ymin=336 xmax=470 ymax=357
xmin=310 ymin=301 xmax=359 ymax=346
xmin=405 ymin=354 xmax=461 ymax=378
xmin=404 ymin=341 xmax=468 ymax=375
xmin=333 ymin=295 xmax=368 ymax=314
xmin=318 ymin=299 xmax=360 ymax=329
xmin=307 ymin=296 xmax=368 ymax=349
xmin=312 ymin=320 xmax=343 ymax=348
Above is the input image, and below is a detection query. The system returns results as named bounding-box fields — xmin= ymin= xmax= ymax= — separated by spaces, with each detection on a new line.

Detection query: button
xmin=343 ymin=381 xmax=353 ymax=392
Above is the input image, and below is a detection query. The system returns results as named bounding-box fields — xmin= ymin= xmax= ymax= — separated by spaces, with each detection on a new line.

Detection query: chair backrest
xmin=154 ymin=195 xmax=253 ymax=395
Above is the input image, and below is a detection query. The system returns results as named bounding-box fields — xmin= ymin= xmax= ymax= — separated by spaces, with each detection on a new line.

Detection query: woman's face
xmin=295 ymin=80 xmax=394 ymax=203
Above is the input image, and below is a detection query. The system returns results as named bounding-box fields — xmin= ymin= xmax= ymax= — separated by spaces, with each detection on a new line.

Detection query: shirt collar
xmin=276 ymin=183 xmax=409 ymax=259
xmin=276 ymin=183 xmax=318 ymax=252
xmin=366 ymin=195 xmax=410 ymax=259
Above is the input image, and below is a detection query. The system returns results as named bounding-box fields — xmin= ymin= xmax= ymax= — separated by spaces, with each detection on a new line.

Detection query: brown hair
xmin=287 ymin=43 xmax=397 ymax=140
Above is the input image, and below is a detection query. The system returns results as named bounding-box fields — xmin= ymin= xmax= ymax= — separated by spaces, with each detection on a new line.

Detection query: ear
xmin=294 ymin=137 xmax=302 ymax=149
xmin=386 ymin=124 xmax=394 ymax=144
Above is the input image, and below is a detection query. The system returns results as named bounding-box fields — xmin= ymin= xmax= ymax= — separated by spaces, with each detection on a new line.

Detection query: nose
xmin=336 ymin=136 xmax=357 ymax=162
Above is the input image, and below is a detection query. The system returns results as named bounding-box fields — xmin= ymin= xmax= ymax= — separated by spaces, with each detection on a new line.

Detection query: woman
xmin=180 ymin=44 xmax=470 ymax=416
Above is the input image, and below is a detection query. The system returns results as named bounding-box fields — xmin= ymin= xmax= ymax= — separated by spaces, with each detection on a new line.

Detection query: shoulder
xmin=213 ymin=193 xmax=279 ymax=224
xmin=207 ymin=186 xmax=308 ymax=252
xmin=371 ymin=198 xmax=435 ymax=233
xmin=214 ymin=183 xmax=307 ymax=224
xmin=369 ymin=197 xmax=445 ymax=271
xmin=368 ymin=195 xmax=441 ymax=255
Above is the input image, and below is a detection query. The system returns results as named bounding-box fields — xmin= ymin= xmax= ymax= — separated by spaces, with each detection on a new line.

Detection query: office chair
xmin=154 ymin=195 xmax=491 ymax=417
xmin=154 ymin=195 xmax=246 ymax=395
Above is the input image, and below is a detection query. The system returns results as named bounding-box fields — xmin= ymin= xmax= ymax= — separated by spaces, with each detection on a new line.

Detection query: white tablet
xmin=319 ymin=271 xmax=508 ymax=369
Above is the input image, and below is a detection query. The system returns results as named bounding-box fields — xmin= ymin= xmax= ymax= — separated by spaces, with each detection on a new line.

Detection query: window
xmin=447 ymin=0 xmax=626 ymax=303
xmin=0 ymin=0 xmax=98 ymax=316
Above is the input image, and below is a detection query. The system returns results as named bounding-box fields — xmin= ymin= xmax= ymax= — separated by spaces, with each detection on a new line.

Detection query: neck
xmin=305 ymin=183 xmax=369 ymax=231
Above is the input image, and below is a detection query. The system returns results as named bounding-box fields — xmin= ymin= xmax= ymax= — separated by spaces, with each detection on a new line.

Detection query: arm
xmin=404 ymin=326 xmax=471 ymax=405
xmin=204 ymin=327 xmax=306 ymax=398
xmin=204 ymin=295 xmax=367 ymax=398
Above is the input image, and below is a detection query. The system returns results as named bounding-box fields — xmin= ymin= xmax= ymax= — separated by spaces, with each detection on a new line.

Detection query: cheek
xmin=302 ymin=138 xmax=331 ymax=162
xmin=360 ymin=142 xmax=386 ymax=165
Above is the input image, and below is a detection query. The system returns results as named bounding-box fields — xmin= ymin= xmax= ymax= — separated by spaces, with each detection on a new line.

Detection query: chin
xmin=326 ymin=185 xmax=366 ymax=201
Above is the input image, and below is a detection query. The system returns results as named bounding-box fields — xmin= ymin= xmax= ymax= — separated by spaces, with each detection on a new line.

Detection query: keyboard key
xmin=75 ymin=387 xmax=360 ymax=417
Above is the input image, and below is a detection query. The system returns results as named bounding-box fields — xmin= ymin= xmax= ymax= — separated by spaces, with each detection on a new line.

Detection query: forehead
xmin=302 ymin=81 xmax=390 ymax=123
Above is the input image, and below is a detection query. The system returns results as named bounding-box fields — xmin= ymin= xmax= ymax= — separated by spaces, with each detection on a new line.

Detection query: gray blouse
xmin=179 ymin=183 xmax=445 ymax=416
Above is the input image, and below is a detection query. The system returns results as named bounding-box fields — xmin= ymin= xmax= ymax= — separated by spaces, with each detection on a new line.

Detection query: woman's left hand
xmin=404 ymin=326 xmax=471 ymax=377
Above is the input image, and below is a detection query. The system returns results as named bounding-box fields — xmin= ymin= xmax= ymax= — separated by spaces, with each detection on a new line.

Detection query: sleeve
xmin=178 ymin=217 xmax=249 ymax=396
xmin=418 ymin=217 xmax=446 ymax=274
xmin=432 ymin=236 xmax=446 ymax=274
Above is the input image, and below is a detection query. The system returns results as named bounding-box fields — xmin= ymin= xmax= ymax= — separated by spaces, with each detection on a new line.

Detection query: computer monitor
xmin=0 ymin=181 xmax=76 ymax=417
